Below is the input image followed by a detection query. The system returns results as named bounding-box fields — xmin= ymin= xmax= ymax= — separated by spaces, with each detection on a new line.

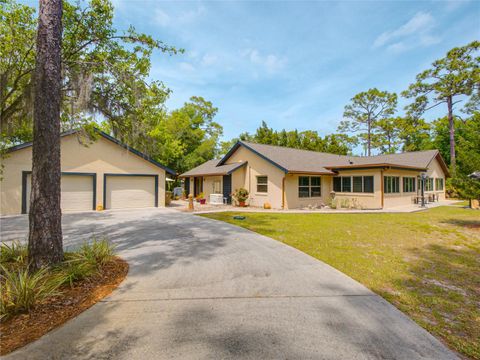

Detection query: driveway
xmin=1 ymin=208 xmax=456 ymax=359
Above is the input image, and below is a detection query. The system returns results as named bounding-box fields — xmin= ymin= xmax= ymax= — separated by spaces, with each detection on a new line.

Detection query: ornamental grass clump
xmin=0 ymin=265 xmax=62 ymax=319
xmin=0 ymin=241 xmax=28 ymax=265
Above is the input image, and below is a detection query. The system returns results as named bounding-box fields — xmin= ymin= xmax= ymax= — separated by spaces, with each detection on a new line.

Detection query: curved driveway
xmin=1 ymin=208 xmax=456 ymax=359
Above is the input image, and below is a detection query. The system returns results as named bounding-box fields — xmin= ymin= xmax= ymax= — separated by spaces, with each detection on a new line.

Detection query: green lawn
xmin=201 ymin=206 xmax=480 ymax=359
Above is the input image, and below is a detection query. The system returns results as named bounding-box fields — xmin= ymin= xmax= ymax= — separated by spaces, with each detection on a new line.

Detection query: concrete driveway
xmin=1 ymin=208 xmax=456 ymax=359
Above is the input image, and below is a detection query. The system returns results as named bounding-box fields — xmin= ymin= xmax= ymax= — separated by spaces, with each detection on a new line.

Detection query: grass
xmin=202 ymin=206 xmax=480 ymax=359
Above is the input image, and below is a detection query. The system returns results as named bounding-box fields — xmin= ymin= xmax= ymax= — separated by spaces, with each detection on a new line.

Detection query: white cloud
xmin=152 ymin=5 xmax=206 ymax=28
xmin=242 ymin=49 xmax=287 ymax=73
xmin=179 ymin=62 xmax=195 ymax=72
xmin=178 ymin=5 xmax=206 ymax=23
xmin=154 ymin=9 xmax=171 ymax=27
xmin=201 ymin=53 xmax=218 ymax=66
xmin=373 ymin=12 xmax=437 ymax=50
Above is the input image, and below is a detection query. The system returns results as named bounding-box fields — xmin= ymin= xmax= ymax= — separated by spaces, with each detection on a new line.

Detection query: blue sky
xmin=22 ymin=0 xmax=480 ymax=142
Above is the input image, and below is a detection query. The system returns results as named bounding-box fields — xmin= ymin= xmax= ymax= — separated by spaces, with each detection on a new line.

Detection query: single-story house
xmin=179 ymin=141 xmax=449 ymax=210
xmin=0 ymin=129 xmax=175 ymax=216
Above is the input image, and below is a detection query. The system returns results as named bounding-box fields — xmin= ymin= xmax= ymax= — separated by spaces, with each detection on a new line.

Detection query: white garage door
xmin=105 ymin=175 xmax=156 ymax=209
xmin=26 ymin=174 xmax=94 ymax=213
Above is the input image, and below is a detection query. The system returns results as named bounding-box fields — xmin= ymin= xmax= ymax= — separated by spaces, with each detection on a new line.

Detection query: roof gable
xmin=6 ymin=128 xmax=176 ymax=175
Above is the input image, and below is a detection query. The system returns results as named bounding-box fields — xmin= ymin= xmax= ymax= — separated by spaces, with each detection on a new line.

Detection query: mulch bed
xmin=0 ymin=257 xmax=129 ymax=355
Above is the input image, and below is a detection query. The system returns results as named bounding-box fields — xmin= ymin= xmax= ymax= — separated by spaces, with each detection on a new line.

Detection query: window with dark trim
xmin=256 ymin=176 xmax=268 ymax=193
xmin=403 ymin=177 xmax=416 ymax=193
xmin=435 ymin=178 xmax=444 ymax=191
xmin=425 ymin=178 xmax=434 ymax=191
xmin=298 ymin=176 xmax=321 ymax=198
xmin=384 ymin=176 xmax=400 ymax=193
xmin=363 ymin=176 xmax=374 ymax=193
xmin=333 ymin=177 xmax=341 ymax=192
xmin=333 ymin=176 xmax=374 ymax=193
xmin=342 ymin=176 xmax=351 ymax=192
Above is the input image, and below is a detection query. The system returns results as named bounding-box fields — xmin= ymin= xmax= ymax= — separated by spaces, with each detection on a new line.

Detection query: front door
xmin=194 ymin=177 xmax=203 ymax=197
xmin=222 ymin=174 xmax=232 ymax=204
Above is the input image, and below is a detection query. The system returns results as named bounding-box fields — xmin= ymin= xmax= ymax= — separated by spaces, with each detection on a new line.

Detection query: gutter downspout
xmin=380 ymin=169 xmax=384 ymax=209
xmin=282 ymin=176 xmax=286 ymax=209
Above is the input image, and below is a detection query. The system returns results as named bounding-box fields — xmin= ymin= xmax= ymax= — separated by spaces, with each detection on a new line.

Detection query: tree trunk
xmin=367 ymin=117 xmax=371 ymax=156
xmin=447 ymin=95 xmax=456 ymax=173
xmin=28 ymin=0 xmax=63 ymax=271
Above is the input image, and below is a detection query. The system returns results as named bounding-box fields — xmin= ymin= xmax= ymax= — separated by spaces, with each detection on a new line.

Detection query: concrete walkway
xmin=170 ymin=198 xmax=462 ymax=214
xmin=1 ymin=208 xmax=457 ymax=359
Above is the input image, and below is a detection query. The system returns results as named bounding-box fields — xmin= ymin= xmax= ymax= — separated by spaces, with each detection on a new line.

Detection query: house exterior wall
xmin=224 ymin=146 xmax=285 ymax=208
xmin=330 ymin=169 xmax=383 ymax=209
xmin=382 ymin=168 xmax=421 ymax=208
xmin=284 ymin=173 xmax=332 ymax=209
xmin=425 ymin=157 xmax=446 ymax=201
xmin=203 ymin=175 xmax=223 ymax=200
xmin=0 ymin=134 xmax=166 ymax=215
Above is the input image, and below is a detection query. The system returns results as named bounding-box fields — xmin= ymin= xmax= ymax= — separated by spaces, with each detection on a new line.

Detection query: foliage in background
xmin=220 ymin=121 xmax=358 ymax=156
xmin=0 ymin=0 xmax=179 ymax=144
xmin=338 ymin=88 xmax=398 ymax=156
xmin=402 ymin=41 xmax=480 ymax=172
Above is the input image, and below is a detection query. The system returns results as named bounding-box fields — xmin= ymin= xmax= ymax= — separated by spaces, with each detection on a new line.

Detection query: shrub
xmin=0 ymin=241 xmax=28 ymax=265
xmin=72 ymin=238 xmax=116 ymax=268
xmin=232 ymin=188 xmax=249 ymax=203
xmin=55 ymin=257 xmax=97 ymax=287
xmin=0 ymin=265 xmax=62 ymax=319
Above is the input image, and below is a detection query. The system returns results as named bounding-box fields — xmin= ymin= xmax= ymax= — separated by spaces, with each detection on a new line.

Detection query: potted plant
xmin=196 ymin=192 xmax=206 ymax=205
xmin=233 ymin=188 xmax=249 ymax=207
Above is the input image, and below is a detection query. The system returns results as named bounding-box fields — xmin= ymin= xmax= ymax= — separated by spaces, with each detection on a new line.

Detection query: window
xmin=212 ymin=180 xmax=221 ymax=194
xmin=403 ymin=177 xmax=416 ymax=193
xmin=333 ymin=176 xmax=374 ymax=193
xmin=298 ymin=176 xmax=321 ymax=198
xmin=363 ymin=176 xmax=374 ymax=193
xmin=342 ymin=176 xmax=352 ymax=192
xmin=384 ymin=176 xmax=400 ymax=193
xmin=435 ymin=178 xmax=444 ymax=191
xmin=333 ymin=177 xmax=342 ymax=192
xmin=353 ymin=176 xmax=363 ymax=193
xmin=256 ymin=176 xmax=268 ymax=193
xmin=425 ymin=178 xmax=434 ymax=191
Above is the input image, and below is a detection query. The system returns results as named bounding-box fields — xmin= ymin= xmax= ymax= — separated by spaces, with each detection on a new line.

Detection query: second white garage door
xmin=105 ymin=175 xmax=157 ymax=209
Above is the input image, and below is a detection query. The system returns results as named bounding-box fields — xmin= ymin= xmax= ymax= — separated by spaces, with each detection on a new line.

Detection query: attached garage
xmin=23 ymin=172 xmax=96 ymax=213
xmin=104 ymin=174 xmax=157 ymax=209
xmin=0 ymin=129 xmax=175 ymax=216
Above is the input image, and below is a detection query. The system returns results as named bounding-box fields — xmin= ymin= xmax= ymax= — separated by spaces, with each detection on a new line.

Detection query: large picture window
xmin=256 ymin=176 xmax=268 ymax=193
xmin=403 ymin=177 xmax=416 ymax=193
xmin=298 ymin=176 xmax=321 ymax=198
xmin=384 ymin=176 xmax=400 ymax=193
xmin=435 ymin=178 xmax=444 ymax=191
xmin=333 ymin=176 xmax=374 ymax=193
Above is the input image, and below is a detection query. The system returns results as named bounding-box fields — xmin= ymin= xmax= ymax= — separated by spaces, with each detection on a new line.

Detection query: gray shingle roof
xmin=220 ymin=141 xmax=448 ymax=175
xmin=180 ymin=159 xmax=247 ymax=177
xmin=182 ymin=141 xmax=448 ymax=178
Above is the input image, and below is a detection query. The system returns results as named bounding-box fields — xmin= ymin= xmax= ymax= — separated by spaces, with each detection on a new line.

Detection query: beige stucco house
xmin=180 ymin=141 xmax=449 ymax=210
xmin=1 ymin=129 xmax=175 ymax=216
